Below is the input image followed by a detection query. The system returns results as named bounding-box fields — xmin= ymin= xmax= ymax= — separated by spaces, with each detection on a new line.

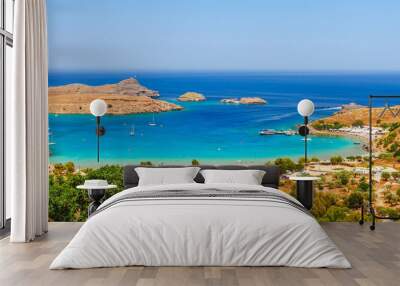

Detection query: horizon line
xmin=48 ymin=69 xmax=400 ymax=75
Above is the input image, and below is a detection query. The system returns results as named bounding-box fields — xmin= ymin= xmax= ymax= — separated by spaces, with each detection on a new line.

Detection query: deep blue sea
xmin=48 ymin=71 xmax=400 ymax=166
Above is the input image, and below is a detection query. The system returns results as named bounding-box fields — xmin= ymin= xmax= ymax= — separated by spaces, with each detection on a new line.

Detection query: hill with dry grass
xmin=313 ymin=105 xmax=400 ymax=127
xmin=48 ymin=78 xmax=183 ymax=114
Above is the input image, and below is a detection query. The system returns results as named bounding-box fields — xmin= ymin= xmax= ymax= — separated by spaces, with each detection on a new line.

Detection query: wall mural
xmin=47 ymin=1 xmax=400 ymax=222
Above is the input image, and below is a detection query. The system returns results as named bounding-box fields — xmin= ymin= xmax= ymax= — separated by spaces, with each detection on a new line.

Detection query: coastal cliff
xmin=48 ymin=78 xmax=183 ymax=114
xmin=177 ymin=92 xmax=206 ymax=102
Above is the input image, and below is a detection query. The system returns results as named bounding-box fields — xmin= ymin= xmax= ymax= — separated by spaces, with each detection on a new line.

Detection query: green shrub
xmin=379 ymin=153 xmax=393 ymax=160
xmin=351 ymin=120 xmax=364 ymax=127
xmin=380 ymin=122 xmax=390 ymax=129
xmin=336 ymin=170 xmax=351 ymax=186
xmin=376 ymin=207 xmax=400 ymax=219
xmin=345 ymin=210 xmax=361 ymax=222
xmin=330 ymin=156 xmax=343 ymax=165
xmin=311 ymin=191 xmax=338 ymax=218
xmin=325 ymin=206 xmax=349 ymax=222
xmin=356 ymin=177 xmax=369 ymax=192
xmin=347 ymin=192 xmax=364 ymax=209
xmin=312 ymin=121 xmax=327 ymax=130
xmin=381 ymin=172 xmax=391 ymax=181
xmin=332 ymin=122 xmax=344 ymax=129
xmin=274 ymin=157 xmax=302 ymax=173
xmin=384 ymin=192 xmax=400 ymax=206
xmin=389 ymin=122 xmax=400 ymax=132
xmin=52 ymin=163 xmax=74 ymax=176
xmin=388 ymin=143 xmax=399 ymax=153
xmin=49 ymin=164 xmax=124 ymax=222
xmin=312 ymin=120 xmax=344 ymax=130
xmin=64 ymin=161 xmax=75 ymax=174
xmin=315 ymin=180 xmax=324 ymax=190
xmin=327 ymin=181 xmax=336 ymax=189
xmin=140 ymin=161 xmax=153 ymax=166
xmin=49 ymin=173 xmax=87 ymax=221
xmin=383 ymin=132 xmax=396 ymax=147
xmin=191 ymin=159 xmax=200 ymax=166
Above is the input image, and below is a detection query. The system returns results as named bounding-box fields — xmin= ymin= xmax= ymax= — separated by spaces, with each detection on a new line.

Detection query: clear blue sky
xmin=47 ymin=0 xmax=400 ymax=72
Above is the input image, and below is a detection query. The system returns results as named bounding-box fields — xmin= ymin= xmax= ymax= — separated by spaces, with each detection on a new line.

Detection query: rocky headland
xmin=48 ymin=78 xmax=183 ymax=114
xmin=177 ymin=92 xmax=206 ymax=102
xmin=310 ymin=102 xmax=400 ymax=150
xmin=314 ymin=103 xmax=400 ymax=127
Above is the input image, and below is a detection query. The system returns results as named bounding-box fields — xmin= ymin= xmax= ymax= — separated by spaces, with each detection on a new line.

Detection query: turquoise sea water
xmin=48 ymin=72 xmax=400 ymax=166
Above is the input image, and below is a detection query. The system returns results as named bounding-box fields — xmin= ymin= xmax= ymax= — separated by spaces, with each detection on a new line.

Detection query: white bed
xmin=50 ymin=183 xmax=351 ymax=269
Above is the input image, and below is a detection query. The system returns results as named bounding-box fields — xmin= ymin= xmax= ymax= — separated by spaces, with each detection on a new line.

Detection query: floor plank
xmin=0 ymin=222 xmax=399 ymax=286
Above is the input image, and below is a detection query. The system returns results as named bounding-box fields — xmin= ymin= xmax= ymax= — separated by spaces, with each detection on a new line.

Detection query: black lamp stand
xmin=298 ymin=116 xmax=310 ymax=166
xmin=95 ymin=116 xmax=106 ymax=162
xmin=304 ymin=116 xmax=308 ymax=165
xmin=294 ymin=116 xmax=315 ymax=210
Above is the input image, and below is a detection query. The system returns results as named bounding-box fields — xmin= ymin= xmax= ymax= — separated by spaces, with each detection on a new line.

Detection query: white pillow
xmin=135 ymin=167 xmax=200 ymax=186
xmin=200 ymin=169 xmax=266 ymax=185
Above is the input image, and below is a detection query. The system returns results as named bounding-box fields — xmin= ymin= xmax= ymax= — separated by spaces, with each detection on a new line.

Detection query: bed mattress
xmin=50 ymin=183 xmax=351 ymax=269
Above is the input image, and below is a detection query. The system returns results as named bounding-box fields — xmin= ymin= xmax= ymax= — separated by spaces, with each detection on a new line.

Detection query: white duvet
xmin=50 ymin=183 xmax=351 ymax=269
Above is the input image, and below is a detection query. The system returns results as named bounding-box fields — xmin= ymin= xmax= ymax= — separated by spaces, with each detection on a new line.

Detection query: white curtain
xmin=8 ymin=0 xmax=49 ymax=242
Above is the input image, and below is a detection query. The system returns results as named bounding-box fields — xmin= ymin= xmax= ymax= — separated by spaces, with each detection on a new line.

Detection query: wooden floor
xmin=0 ymin=222 xmax=399 ymax=286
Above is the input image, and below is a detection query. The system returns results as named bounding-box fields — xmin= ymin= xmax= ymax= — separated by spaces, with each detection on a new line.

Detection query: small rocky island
xmin=177 ymin=92 xmax=206 ymax=102
xmin=48 ymin=78 xmax=183 ymax=114
xmin=221 ymin=97 xmax=267 ymax=105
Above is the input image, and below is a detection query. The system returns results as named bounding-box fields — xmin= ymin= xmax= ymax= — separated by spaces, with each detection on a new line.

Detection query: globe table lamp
xmin=90 ymin=99 xmax=108 ymax=162
xmin=297 ymin=99 xmax=315 ymax=166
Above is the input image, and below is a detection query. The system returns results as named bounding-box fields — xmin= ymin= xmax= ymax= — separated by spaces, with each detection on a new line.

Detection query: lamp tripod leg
xmin=370 ymin=205 xmax=376 ymax=231
xmin=359 ymin=201 xmax=364 ymax=225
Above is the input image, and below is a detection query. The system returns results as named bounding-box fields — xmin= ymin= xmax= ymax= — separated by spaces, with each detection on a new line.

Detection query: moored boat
xmin=259 ymin=129 xmax=297 ymax=136
xmin=129 ymin=125 xmax=135 ymax=136
xmin=259 ymin=129 xmax=276 ymax=135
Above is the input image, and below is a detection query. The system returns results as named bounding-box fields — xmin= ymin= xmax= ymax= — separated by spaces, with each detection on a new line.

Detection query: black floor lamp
xmin=297 ymin=99 xmax=315 ymax=166
xmin=90 ymin=99 xmax=108 ymax=162
xmin=290 ymin=99 xmax=317 ymax=210
xmin=359 ymin=95 xmax=400 ymax=230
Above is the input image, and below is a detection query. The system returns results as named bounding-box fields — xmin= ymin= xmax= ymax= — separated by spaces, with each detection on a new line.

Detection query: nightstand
xmin=289 ymin=176 xmax=320 ymax=210
xmin=77 ymin=181 xmax=117 ymax=216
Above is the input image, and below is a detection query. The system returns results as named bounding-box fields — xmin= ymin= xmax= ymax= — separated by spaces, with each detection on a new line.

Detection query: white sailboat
xmin=148 ymin=113 xmax=157 ymax=126
xmin=129 ymin=125 xmax=135 ymax=136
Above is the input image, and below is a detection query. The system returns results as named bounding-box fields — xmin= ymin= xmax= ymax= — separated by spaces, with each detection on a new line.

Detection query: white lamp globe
xmin=297 ymin=99 xmax=315 ymax=117
xmin=90 ymin=99 xmax=108 ymax=117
